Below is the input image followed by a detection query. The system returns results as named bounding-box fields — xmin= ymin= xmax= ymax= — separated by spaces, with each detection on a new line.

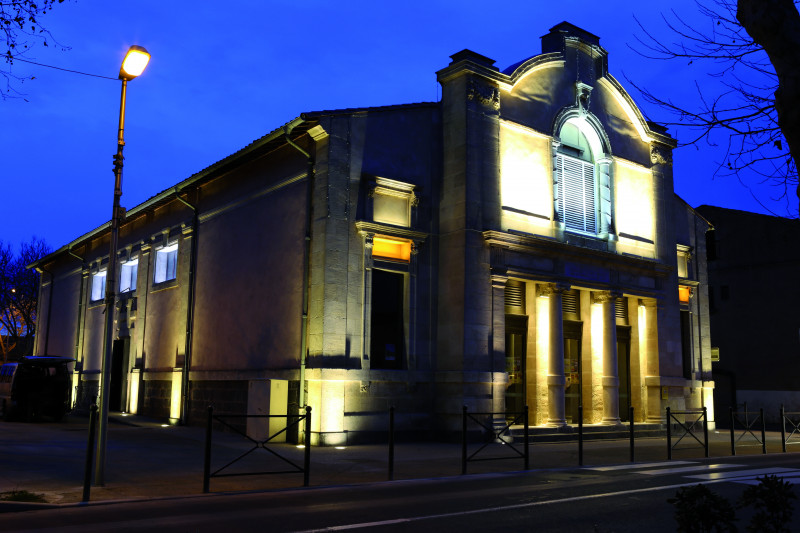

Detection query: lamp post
xmin=95 ymin=45 xmax=150 ymax=486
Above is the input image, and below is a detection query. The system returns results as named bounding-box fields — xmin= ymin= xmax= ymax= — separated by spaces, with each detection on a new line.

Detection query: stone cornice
xmin=355 ymin=221 xmax=428 ymax=241
xmin=483 ymin=230 xmax=672 ymax=277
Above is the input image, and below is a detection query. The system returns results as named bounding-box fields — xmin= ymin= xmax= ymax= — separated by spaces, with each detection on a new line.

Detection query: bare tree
xmin=1 ymin=0 xmax=67 ymax=99
xmin=631 ymin=0 xmax=800 ymax=215
xmin=0 ymin=237 xmax=51 ymax=361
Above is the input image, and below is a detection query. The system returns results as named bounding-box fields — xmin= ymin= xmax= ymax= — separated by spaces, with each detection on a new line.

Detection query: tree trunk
xmin=738 ymin=0 xmax=800 ymax=199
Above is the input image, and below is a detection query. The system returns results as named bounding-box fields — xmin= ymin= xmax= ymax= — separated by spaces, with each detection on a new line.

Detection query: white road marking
xmin=291 ymin=479 xmax=740 ymax=532
xmin=636 ymin=463 xmax=743 ymax=476
xmin=588 ymin=461 xmax=695 ymax=471
xmin=686 ymin=467 xmax=800 ymax=482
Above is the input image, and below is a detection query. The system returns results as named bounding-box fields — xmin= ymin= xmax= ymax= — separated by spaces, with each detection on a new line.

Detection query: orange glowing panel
xmin=372 ymin=236 xmax=411 ymax=262
xmin=678 ymin=286 xmax=692 ymax=303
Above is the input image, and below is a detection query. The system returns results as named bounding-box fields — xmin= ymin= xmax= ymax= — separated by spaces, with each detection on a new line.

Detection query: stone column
xmin=594 ymin=291 xmax=620 ymax=424
xmin=642 ymin=298 xmax=662 ymax=423
xmin=544 ymin=282 xmax=569 ymax=427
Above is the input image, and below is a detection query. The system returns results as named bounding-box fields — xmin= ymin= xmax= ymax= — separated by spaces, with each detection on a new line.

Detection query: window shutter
xmin=557 ymin=154 xmax=596 ymax=234
xmin=615 ymin=297 xmax=629 ymax=324
xmin=562 ymin=289 xmax=580 ymax=319
xmin=504 ymin=280 xmax=525 ymax=314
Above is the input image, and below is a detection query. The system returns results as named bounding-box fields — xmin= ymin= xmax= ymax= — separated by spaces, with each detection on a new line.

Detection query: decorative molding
xmin=355 ymin=221 xmax=428 ymax=241
xmin=650 ymin=145 xmax=673 ymax=166
xmin=538 ymin=281 xmax=571 ymax=297
xmin=592 ymin=290 xmax=622 ymax=304
xmin=467 ymin=78 xmax=500 ymax=109
xmin=575 ymin=82 xmax=593 ymax=116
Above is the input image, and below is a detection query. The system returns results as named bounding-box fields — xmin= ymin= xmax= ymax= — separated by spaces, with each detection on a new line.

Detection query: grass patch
xmin=0 ymin=490 xmax=47 ymax=503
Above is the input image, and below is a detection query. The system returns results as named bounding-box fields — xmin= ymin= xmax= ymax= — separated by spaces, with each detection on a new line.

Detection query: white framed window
xmin=556 ymin=154 xmax=596 ymax=234
xmin=371 ymin=177 xmax=416 ymax=228
xmin=154 ymin=243 xmax=178 ymax=284
xmin=554 ymin=118 xmax=611 ymax=237
xmin=90 ymin=270 xmax=107 ymax=302
xmin=119 ymin=259 xmax=139 ymax=293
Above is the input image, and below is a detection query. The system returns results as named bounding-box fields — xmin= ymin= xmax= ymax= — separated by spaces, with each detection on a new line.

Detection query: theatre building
xmin=30 ymin=22 xmax=714 ymax=443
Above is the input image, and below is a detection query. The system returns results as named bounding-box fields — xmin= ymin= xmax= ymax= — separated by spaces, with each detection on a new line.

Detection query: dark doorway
xmin=370 ymin=269 xmax=405 ymax=370
xmin=564 ymin=321 xmax=583 ymax=424
xmin=110 ymin=337 xmax=129 ymax=412
xmin=505 ymin=315 xmax=528 ymax=422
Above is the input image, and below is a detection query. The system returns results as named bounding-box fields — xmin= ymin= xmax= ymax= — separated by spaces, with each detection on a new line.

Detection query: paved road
xmin=2 ymin=453 xmax=799 ymax=532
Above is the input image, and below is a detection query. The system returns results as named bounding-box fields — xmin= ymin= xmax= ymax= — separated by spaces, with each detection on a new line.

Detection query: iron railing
xmin=202 ymin=405 xmax=311 ymax=493
xmin=666 ymin=406 xmax=709 ymax=459
xmin=461 ymin=405 xmax=529 ymax=474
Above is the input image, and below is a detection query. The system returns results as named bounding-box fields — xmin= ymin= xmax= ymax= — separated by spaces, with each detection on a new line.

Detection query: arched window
xmin=554 ymin=118 xmax=611 ymax=236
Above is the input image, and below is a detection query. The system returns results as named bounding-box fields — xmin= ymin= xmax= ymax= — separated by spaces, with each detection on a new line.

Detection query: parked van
xmin=0 ymin=356 xmax=74 ymax=421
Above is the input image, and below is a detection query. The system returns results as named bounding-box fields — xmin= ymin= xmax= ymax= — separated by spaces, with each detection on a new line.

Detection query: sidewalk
xmin=0 ymin=412 xmax=794 ymax=509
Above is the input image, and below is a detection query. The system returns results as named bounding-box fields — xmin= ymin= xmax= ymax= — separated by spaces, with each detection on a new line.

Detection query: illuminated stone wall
xmin=30 ymin=21 xmax=714 ymax=439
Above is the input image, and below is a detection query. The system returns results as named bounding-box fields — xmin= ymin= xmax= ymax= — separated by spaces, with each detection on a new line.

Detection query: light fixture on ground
xmin=95 ymin=45 xmax=150 ymax=486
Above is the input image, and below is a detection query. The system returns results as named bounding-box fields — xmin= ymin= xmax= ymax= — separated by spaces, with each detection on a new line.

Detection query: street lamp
xmin=96 ymin=45 xmax=150 ymax=486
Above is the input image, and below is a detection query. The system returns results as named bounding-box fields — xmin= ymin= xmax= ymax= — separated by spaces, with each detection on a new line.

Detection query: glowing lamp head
xmin=120 ymin=45 xmax=150 ymax=80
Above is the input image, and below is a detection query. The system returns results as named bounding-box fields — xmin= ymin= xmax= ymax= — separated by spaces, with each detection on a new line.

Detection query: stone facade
xmin=30 ymin=22 xmax=713 ymax=443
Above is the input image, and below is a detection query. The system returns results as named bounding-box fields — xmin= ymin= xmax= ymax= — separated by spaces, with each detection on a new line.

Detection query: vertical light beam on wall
xmin=590 ymin=301 xmax=605 ymax=423
xmin=535 ymin=290 xmax=551 ymax=426
xmin=128 ymin=369 xmax=140 ymax=415
xmin=170 ymin=368 xmax=182 ymax=423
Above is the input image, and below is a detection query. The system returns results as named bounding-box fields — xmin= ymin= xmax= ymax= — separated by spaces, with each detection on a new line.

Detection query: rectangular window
xmin=91 ymin=270 xmax=107 ymax=302
xmin=556 ymin=154 xmax=596 ymax=234
xmin=154 ymin=243 xmax=178 ymax=284
xmin=119 ymin=259 xmax=138 ymax=293
xmin=370 ymin=269 xmax=405 ymax=370
xmin=677 ymin=252 xmax=688 ymax=278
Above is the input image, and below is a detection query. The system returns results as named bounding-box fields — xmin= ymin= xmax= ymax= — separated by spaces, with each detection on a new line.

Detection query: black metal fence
xmin=202 ymin=405 xmax=311 ymax=493
xmin=781 ymin=405 xmax=800 ymax=453
xmin=666 ymin=406 xmax=709 ymax=460
xmin=729 ymin=404 xmax=766 ymax=455
xmin=461 ymin=405 xmax=529 ymax=474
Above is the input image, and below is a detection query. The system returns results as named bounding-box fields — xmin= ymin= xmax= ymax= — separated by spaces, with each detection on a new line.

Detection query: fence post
xmin=760 ymin=407 xmax=767 ymax=454
xmin=203 ymin=405 xmax=213 ymax=493
xmin=781 ymin=404 xmax=787 ymax=453
xmin=388 ymin=406 xmax=395 ymax=481
xmin=578 ymin=405 xmax=584 ymax=466
xmin=303 ymin=406 xmax=311 ymax=487
xmin=629 ymin=405 xmax=635 ymax=463
xmin=82 ymin=404 xmax=98 ymax=502
xmin=703 ymin=406 xmax=709 ymax=458
xmin=524 ymin=405 xmax=530 ymax=470
xmin=730 ymin=407 xmax=736 ymax=456
xmin=461 ymin=406 xmax=467 ymax=475
xmin=666 ymin=407 xmax=672 ymax=460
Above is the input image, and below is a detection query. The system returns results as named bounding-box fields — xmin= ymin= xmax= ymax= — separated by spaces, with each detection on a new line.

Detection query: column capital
xmin=592 ymin=290 xmax=622 ymax=304
xmin=538 ymin=281 xmax=570 ymax=298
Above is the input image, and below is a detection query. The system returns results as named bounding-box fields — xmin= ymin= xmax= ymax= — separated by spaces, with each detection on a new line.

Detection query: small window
xmin=373 ymin=192 xmax=410 ymax=227
xmin=91 ymin=270 xmax=107 ymax=302
xmin=119 ymin=259 xmax=138 ymax=293
xmin=676 ymin=252 xmax=688 ymax=278
xmin=154 ymin=243 xmax=178 ymax=284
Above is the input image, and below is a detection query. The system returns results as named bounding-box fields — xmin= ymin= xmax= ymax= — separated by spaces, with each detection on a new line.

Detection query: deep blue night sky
xmin=2 ymin=0 xmax=795 ymax=251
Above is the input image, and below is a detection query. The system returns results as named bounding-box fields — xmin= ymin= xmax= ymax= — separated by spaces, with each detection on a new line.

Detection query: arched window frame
xmin=552 ymin=111 xmax=614 ymax=240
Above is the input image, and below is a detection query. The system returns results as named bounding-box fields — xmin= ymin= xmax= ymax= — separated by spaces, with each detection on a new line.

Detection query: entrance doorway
xmin=110 ymin=337 xmax=130 ymax=412
xmin=504 ymin=315 xmax=527 ymax=422
xmin=564 ymin=321 xmax=583 ymax=424
xmin=617 ymin=327 xmax=631 ymax=421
